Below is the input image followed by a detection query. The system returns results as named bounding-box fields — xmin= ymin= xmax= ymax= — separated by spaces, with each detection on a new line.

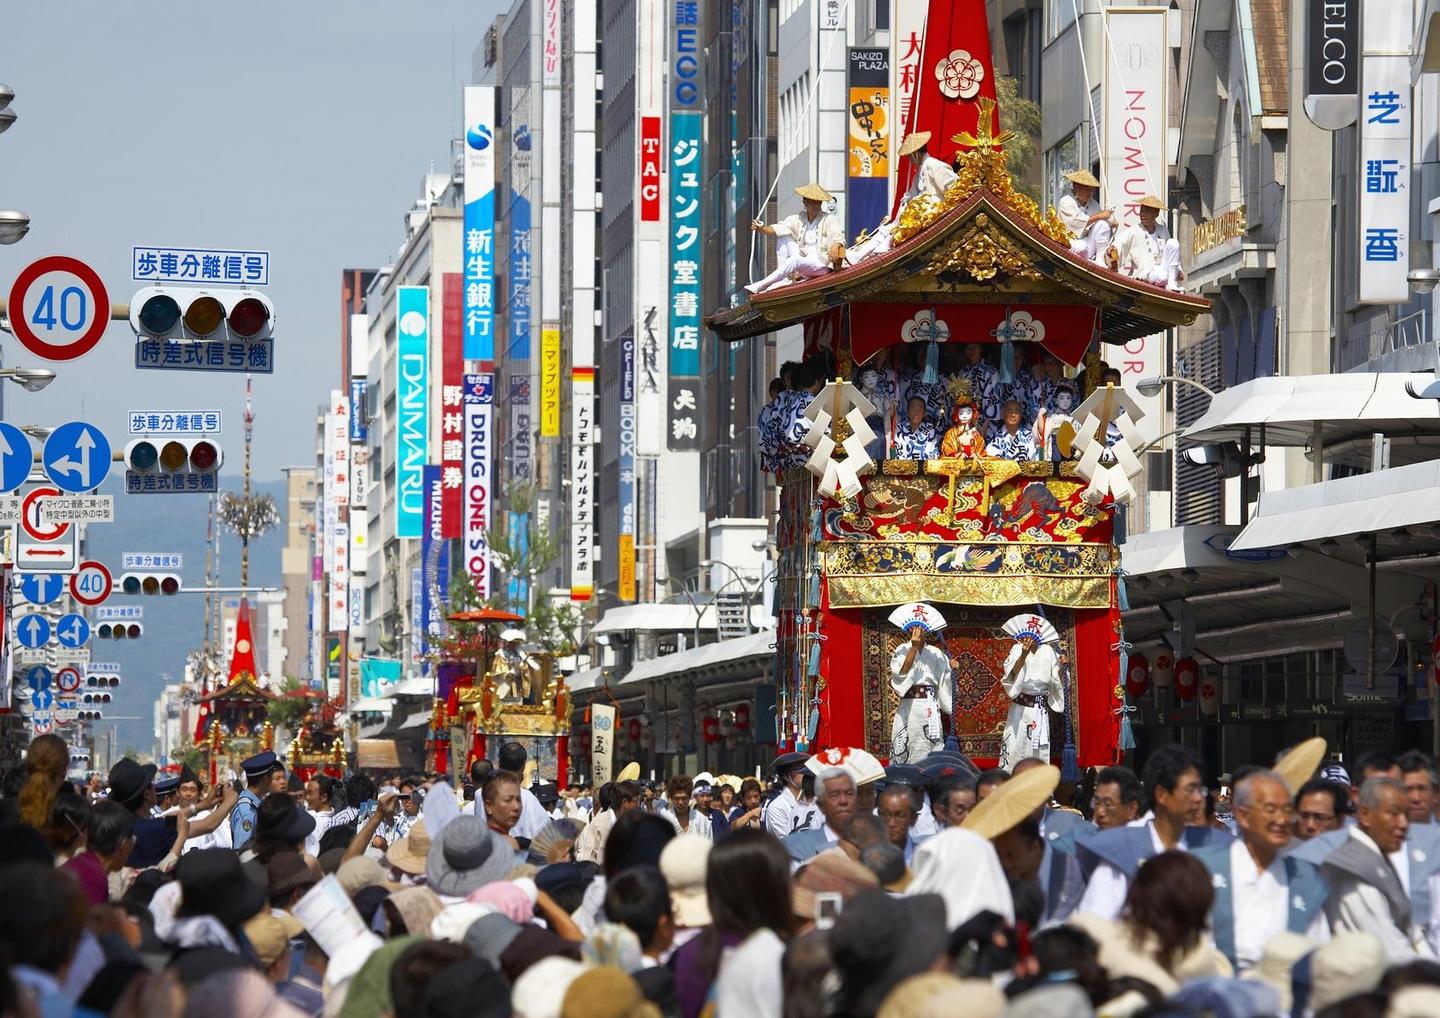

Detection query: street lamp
xmin=0 ymin=210 xmax=29 ymax=245
xmin=700 ymin=559 xmax=760 ymax=634
xmin=1136 ymin=375 xmax=1217 ymax=399
xmin=0 ymin=367 xmax=54 ymax=392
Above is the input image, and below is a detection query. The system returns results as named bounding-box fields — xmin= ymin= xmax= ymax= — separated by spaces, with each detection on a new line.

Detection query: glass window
xmin=1044 ymin=131 xmax=1082 ymax=208
xmin=1046 ymin=0 xmax=1077 ymax=43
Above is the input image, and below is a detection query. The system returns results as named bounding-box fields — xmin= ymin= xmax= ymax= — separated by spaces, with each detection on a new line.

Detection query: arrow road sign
xmin=55 ymin=666 xmax=81 ymax=694
xmin=20 ymin=573 xmax=63 ymax=605
xmin=55 ymin=613 xmax=90 ymax=648
xmin=31 ymin=689 xmax=53 ymax=711
xmin=16 ymin=613 xmax=50 ymax=648
xmin=25 ymin=665 xmax=51 ymax=692
xmin=0 ymin=422 xmax=32 ymax=494
xmin=43 ymin=422 xmax=111 ymax=493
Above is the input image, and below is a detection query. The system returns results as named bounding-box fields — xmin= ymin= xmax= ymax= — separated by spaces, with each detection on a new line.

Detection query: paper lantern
xmin=701 ymin=716 xmax=720 ymax=744
xmin=734 ymin=703 xmax=751 ymax=730
xmin=1152 ymin=650 xmax=1175 ymax=688
xmin=1199 ymin=679 xmax=1219 ymax=717
xmin=1175 ymin=657 xmax=1199 ymax=701
xmin=718 ymin=710 xmax=735 ymax=736
xmin=1126 ymin=653 xmax=1150 ymax=699
xmin=627 ymin=719 xmax=642 ymax=742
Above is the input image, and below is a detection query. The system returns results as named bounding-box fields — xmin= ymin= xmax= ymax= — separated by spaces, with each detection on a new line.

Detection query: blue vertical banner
xmin=847 ymin=48 xmax=891 ymax=240
xmin=348 ymin=379 xmax=368 ymax=443
xmin=506 ymin=512 xmax=530 ymax=609
xmin=668 ymin=112 xmax=702 ymax=379
xmin=463 ymin=86 xmax=497 ymax=361
xmin=420 ymin=465 xmax=450 ymax=665
xmin=395 ymin=286 xmax=429 ymax=539
xmin=509 ymin=134 xmax=533 ymax=360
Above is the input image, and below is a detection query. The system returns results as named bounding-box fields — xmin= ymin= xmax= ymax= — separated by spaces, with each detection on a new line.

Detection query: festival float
xmin=706 ymin=5 xmax=1209 ymax=771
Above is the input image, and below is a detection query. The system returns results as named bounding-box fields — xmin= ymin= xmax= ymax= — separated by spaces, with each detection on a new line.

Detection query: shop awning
xmin=619 ymin=631 xmax=775 ymax=687
xmin=1230 ymin=459 xmax=1440 ymax=551
xmin=592 ymin=603 xmax=718 ymax=635
xmin=391 ymin=676 xmax=437 ymax=697
xmin=566 ymin=667 xmax=609 ymax=693
xmin=347 ymin=698 xmax=394 ymax=715
xmin=1180 ymin=373 xmax=1440 ymax=451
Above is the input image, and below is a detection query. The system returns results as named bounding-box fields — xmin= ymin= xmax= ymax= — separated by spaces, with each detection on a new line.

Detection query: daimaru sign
xmin=395 ymin=286 xmax=429 ymax=539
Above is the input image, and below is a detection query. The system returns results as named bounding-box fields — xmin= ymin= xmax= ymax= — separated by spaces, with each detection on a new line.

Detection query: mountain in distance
xmin=76 ymin=474 xmax=290 ymax=756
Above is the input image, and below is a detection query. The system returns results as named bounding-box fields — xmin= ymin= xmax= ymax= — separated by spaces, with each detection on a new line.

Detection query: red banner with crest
xmin=848 ymin=302 xmax=1098 ymax=368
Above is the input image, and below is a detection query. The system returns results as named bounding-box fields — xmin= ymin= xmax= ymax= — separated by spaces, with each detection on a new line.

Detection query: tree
xmin=995 ymin=75 xmax=1043 ymax=202
xmin=266 ymin=677 xmax=312 ymax=732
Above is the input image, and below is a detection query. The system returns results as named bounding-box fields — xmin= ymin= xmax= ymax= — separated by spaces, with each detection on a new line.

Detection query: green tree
xmin=995 ymin=75 xmax=1043 ymax=202
xmin=265 ymin=677 xmax=312 ymax=731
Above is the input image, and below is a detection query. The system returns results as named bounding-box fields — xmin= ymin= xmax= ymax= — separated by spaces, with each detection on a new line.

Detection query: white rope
xmin=747 ymin=0 xmax=855 ymax=282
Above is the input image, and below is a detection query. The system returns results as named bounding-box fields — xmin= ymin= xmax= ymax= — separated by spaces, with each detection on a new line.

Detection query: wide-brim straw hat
xmin=1137 ymin=194 xmax=1166 ymax=210
xmin=961 ymin=764 xmax=1059 ymax=840
xmin=1064 ymin=169 xmax=1101 ymax=188
xmin=387 ymin=819 xmax=431 ymax=876
xmin=616 ymin=762 xmax=642 ymax=783
xmin=795 ymin=182 xmax=835 ymax=203
xmin=1274 ymin=737 xmax=1328 ymax=795
xmin=897 ymin=131 xmax=932 ymax=157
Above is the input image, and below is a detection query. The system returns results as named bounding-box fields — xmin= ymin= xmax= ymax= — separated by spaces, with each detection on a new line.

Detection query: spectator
xmin=0 ymin=862 xmax=90 ymax=1014
xmin=63 ymin=799 xmax=135 ymax=905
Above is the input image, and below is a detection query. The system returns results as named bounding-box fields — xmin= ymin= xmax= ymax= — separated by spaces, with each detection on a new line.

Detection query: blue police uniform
xmin=232 ymin=751 xmax=278 ymax=851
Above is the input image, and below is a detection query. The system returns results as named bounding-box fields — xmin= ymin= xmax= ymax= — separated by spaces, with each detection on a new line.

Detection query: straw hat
xmin=1274 ymin=737 xmax=1328 ymax=795
xmin=792 ymin=849 xmax=880 ymax=919
xmin=960 ymin=764 xmax=1059 ymax=840
xmin=1239 ymin=931 xmax=1314 ymax=1011
xmin=897 ymin=131 xmax=932 ymax=157
xmin=659 ymin=834 xmax=713 ymax=927
xmin=795 ymin=182 xmax=835 ymax=203
xmin=1307 ymin=931 xmax=1387 ymax=1010
xmin=616 ymin=762 xmax=641 ymax=783
xmin=1137 ymin=194 xmax=1166 ymax=210
xmin=387 ymin=819 xmax=431 ymax=876
xmin=1063 ymin=169 xmax=1101 ymax=188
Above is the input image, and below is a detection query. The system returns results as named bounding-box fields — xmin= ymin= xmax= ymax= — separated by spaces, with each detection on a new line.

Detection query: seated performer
xmin=1110 ymin=194 xmax=1184 ymax=291
xmin=746 ymin=183 xmax=846 ymax=294
xmin=1034 ymin=382 xmax=1078 ymax=460
xmin=1055 ymin=169 xmax=1114 ymax=262
xmin=893 ymin=396 xmax=939 ymax=460
xmin=985 ymin=400 xmax=1038 ymax=460
xmin=756 ymin=377 xmax=787 ymax=474
xmin=844 ymin=131 xmax=958 ymax=265
xmin=940 ymin=380 xmax=985 ymax=458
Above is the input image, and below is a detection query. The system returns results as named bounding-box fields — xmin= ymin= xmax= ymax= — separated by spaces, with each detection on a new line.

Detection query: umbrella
xmin=447 ymin=608 xmax=525 ymax=623
xmin=962 ymin=764 xmax=1060 ymax=840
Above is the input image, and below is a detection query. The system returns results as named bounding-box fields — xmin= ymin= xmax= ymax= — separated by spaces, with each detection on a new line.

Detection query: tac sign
xmin=55 ymin=613 xmax=90 ymax=649
xmin=15 ymin=613 xmax=50 ymax=649
xmin=0 ymin=422 xmax=32 ymax=494
xmin=7 ymin=256 xmax=111 ymax=362
xmin=20 ymin=573 xmax=64 ymax=605
xmin=42 ymin=422 xmax=111 ymax=493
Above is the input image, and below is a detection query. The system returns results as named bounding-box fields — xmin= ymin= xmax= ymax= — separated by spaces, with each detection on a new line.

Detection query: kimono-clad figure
xmin=893 ymin=396 xmax=940 ymax=460
xmin=940 ymin=380 xmax=985 ymax=459
xmin=999 ymin=615 xmax=1065 ymax=770
xmin=985 ymin=400 xmax=1039 ymax=461
xmin=855 ymin=363 xmax=898 ymax=460
xmin=1034 ymin=382 xmax=1078 ymax=461
xmin=756 ymin=378 xmax=788 ymax=474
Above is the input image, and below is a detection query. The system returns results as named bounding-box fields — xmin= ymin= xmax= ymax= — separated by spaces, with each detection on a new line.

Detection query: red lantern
xmin=1175 ymin=657 xmax=1199 ymax=701
xmin=1152 ymin=651 xmax=1175 ymax=688
xmin=701 ymin=716 xmax=720 ymax=744
xmin=1199 ymin=680 xmax=1219 ymax=717
xmin=1126 ymin=653 xmax=1150 ymax=699
xmin=627 ymin=718 xmax=642 ymax=742
xmin=734 ymin=703 xmax=751 ymax=731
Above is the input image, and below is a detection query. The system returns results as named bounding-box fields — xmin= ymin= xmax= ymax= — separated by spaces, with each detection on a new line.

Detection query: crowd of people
xmin=7 ymin=731 xmax=1440 ymax=1017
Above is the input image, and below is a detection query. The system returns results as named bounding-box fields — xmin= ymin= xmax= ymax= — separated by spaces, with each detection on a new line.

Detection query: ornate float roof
xmin=707 ymin=122 xmax=1210 ymax=345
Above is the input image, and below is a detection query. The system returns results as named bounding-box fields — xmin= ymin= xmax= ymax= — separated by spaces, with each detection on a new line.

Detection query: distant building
xmin=279 ymin=465 xmax=317 ymax=683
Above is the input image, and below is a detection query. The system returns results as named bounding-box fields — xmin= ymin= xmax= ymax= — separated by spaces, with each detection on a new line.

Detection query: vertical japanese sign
xmin=590 ymin=702 xmax=616 ymax=785
xmin=510 ymin=376 xmax=532 ymax=483
xmin=409 ymin=568 xmax=423 ymax=662
xmin=1103 ymin=7 xmax=1167 ymax=227
xmin=1104 ymin=7 xmax=1167 ymax=443
xmin=618 ymin=336 xmax=637 ymax=601
xmin=463 ymin=86 xmax=497 ymax=361
xmin=1358 ymin=2 xmax=1410 ymax=303
xmin=506 ymin=511 xmax=529 ymax=609
xmin=890 ymin=1 xmax=926 ymax=201
xmin=348 ymin=380 xmax=368 ymax=442
xmin=326 ymin=391 xmax=350 ymax=633
xmin=540 ymin=329 xmax=561 ymax=437
xmin=419 ymin=466 xmax=449 ymax=663
xmin=463 ymin=373 xmax=493 ymax=598
xmin=847 ymin=48 xmax=891 ymax=239
xmin=640 ymin=118 xmax=663 ymax=221
xmin=570 ymin=368 xmax=595 ymax=602
xmin=636 ymin=0 xmax=668 ymax=460
xmin=541 ymin=0 xmax=563 ymax=385
xmin=669 ymin=0 xmax=702 ymax=454
xmin=509 ymin=133 xmax=533 ymax=359
xmin=395 ymin=286 xmax=429 ymax=539
xmin=440 ymin=274 xmax=465 ymax=538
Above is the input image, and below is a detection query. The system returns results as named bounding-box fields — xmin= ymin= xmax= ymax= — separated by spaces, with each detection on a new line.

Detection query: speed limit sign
xmin=69 ymin=560 xmax=113 ymax=606
xmin=7 ymin=256 xmax=111 ymax=362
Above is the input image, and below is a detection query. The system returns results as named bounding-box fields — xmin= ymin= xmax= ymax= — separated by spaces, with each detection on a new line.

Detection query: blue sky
xmin=0 ymin=0 xmax=502 ymax=480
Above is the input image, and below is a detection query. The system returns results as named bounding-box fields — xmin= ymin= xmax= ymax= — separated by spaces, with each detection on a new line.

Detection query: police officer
xmin=232 ymin=751 xmax=279 ymax=851
xmin=152 ymin=773 xmax=180 ymax=818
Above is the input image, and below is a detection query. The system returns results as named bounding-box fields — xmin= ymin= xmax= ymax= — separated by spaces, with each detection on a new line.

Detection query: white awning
xmin=392 ymin=676 xmax=438 ymax=697
xmin=619 ymin=631 xmax=775 ymax=687
xmin=566 ymin=667 xmax=608 ymax=693
xmin=347 ymin=698 xmax=394 ymax=714
xmin=592 ymin=603 xmax=718 ymax=635
xmin=1181 ymin=373 xmax=1440 ymax=449
xmin=1230 ymin=459 xmax=1440 ymax=550
xmin=1118 ymin=524 xmax=1245 ymax=577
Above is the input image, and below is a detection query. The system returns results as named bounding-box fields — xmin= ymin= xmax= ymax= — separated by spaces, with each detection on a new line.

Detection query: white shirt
xmin=1225 ymin=839 xmax=1329 ymax=971
xmin=183 ymin=808 xmax=234 ymax=854
xmin=774 ymin=211 xmax=844 ymax=259
xmin=664 ymin=808 xmax=713 ymax=841
xmin=514 ymin=787 xmax=549 ymax=841
xmin=889 ymin=643 xmax=955 ymax=714
xmin=1076 ymin=820 xmax=1183 ymax=921
xmin=715 ymin=929 xmax=784 ymax=1018
xmin=1056 ymin=192 xmax=1101 ymax=237
xmin=764 ymin=786 xmax=801 ymax=836
xmin=902 ymin=155 xmax=958 ymax=206
xmin=1325 ymin=827 xmax=1435 ymax=963
xmin=304 ymin=810 xmax=332 ymax=858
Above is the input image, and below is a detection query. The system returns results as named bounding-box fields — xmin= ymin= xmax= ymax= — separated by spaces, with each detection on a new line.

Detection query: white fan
xmin=888 ymin=601 xmax=947 ymax=633
xmin=1002 ymin=612 xmax=1060 ymax=645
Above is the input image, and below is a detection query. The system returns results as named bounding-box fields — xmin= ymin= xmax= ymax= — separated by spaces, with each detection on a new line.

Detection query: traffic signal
xmin=81 ymin=691 xmax=111 ymax=704
xmin=119 ymin=573 xmax=180 ymax=595
xmin=130 ymin=287 xmax=274 ymax=343
xmin=96 ymin=623 xmax=142 ymax=640
xmin=85 ymin=673 xmax=120 ymax=688
xmin=124 ymin=439 xmax=223 ymax=476
xmin=77 ymin=709 xmax=103 ymax=721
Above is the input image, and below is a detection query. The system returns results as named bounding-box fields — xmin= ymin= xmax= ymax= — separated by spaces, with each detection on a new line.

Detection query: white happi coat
xmin=1000 ymin=641 xmax=1064 ymax=769
xmin=889 ymin=642 xmax=955 ymax=763
xmin=847 ymin=156 xmax=958 ymax=264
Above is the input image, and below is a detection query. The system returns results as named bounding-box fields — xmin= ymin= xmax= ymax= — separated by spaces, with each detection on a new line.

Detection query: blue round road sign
xmin=0 ymin=422 xmax=31 ymax=494
xmin=16 ymin=613 xmax=51 ymax=649
xmin=55 ymin=613 xmax=90 ymax=649
xmin=26 ymin=665 xmax=51 ymax=693
xmin=42 ymin=421 xmax=111 ymax=493
xmin=20 ymin=573 xmax=63 ymax=606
